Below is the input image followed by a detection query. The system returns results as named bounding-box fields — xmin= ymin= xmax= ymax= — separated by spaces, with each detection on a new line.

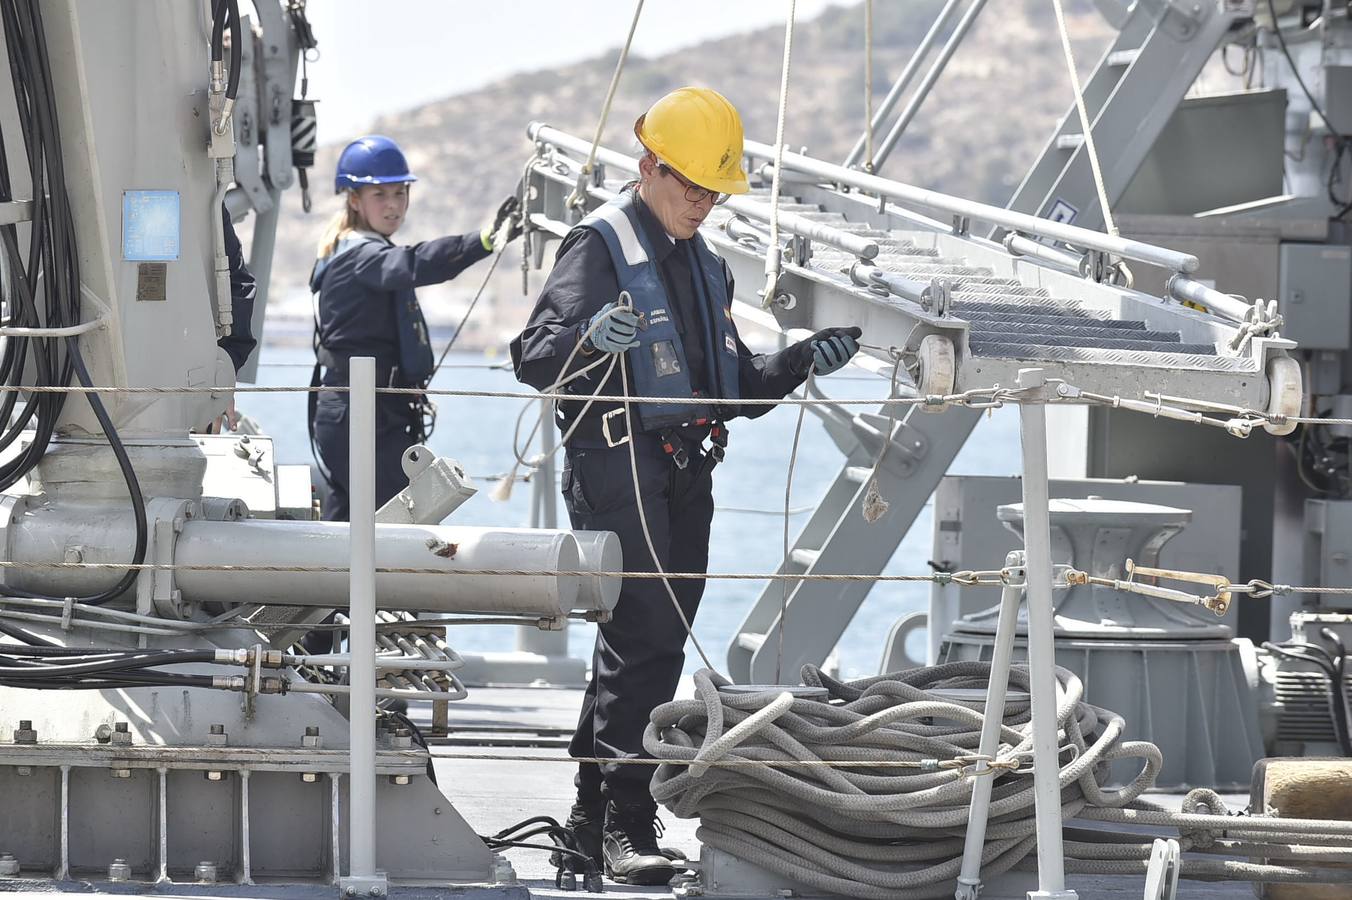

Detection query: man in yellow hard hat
xmin=511 ymin=87 xmax=861 ymax=885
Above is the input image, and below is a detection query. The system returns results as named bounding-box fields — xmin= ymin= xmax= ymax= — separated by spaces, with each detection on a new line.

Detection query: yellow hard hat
xmin=635 ymin=87 xmax=749 ymax=196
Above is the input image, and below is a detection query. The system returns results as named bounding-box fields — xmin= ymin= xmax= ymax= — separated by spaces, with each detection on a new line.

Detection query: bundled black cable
xmin=479 ymin=815 xmax=603 ymax=893
xmin=0 ymin=646 xmax=218 ymax=690
xmin=0 ymin=0 xmax=147 ymax=612
xmin=209 ymin=0 xmax=241 ymax=102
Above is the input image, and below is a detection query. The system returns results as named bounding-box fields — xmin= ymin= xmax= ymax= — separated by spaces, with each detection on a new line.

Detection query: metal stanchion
xmin=1015 ymin=368 xmax=1076 ymax=900
xmin=340 ymin=357 xmax=386 ymax=898
xmin=955 ymin=551 xmax=1025 ymax=900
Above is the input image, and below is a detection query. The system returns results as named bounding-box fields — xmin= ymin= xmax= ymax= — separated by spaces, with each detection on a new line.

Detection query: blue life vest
xmin=579 ymin=192 xmax=741 ymax=433
xmin=311 ymin=230 xmax=434 ymax=385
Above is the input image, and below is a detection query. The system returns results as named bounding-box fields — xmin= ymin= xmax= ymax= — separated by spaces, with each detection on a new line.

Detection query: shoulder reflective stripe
xmin=333 ymin=231 xmax=384 ymax=259
xmin=586 ymin=201 xmax=648 ymax=267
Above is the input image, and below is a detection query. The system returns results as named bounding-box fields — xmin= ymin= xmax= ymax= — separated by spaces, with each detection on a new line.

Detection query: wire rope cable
xmin=1050 ymin=0 xmax=1117 ymax=236
xmin=760 ymin=0 xmax=797 ymax=307
xmin=565 ymin=0 xmax=645 ymax=210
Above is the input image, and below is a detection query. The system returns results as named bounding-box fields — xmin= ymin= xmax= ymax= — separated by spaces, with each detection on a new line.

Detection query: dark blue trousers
xmin=311 ymin=389 xmax=419 ymax=522
xmin=562 ymin=436 xmax=715 ymax=809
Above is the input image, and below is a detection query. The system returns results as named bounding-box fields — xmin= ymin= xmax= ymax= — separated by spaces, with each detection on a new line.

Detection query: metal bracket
xmin=951 ymin=213 xmax=971 ymax=237
xmin=1082 ymin=249 xmax=1109 ymax=284
xmin=230 ymin=18 xmax=273 ymax=214
xmin=254 ymin=0 xmax=299 ymax=190
xmin=338 ymin=873 xmax=388 ymax=899
xmin=374 ymin=446 xmax=477 ymax=525
xmin=1136 ymin=0 xmax=1209 ymax=39
xmin=138 ymin=499 xmax=196 ymax=632
xmin=1143 ymin=838 xmax=1181 ymax=900
xmin=920 ymin=278 xmax=952 ymax=317
xmin=0 ymin=494 xmax=28 ymax=588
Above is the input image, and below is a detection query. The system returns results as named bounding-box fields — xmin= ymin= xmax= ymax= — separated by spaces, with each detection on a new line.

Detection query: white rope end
xmin=489 ymin=467 xmax=519 ymax=503
xmin=862 ymin=478 xmax=889 ymax=524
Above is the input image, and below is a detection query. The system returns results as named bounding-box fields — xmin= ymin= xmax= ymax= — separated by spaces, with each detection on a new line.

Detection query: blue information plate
xmin=122 ymin=190 xmax=181 ymax=261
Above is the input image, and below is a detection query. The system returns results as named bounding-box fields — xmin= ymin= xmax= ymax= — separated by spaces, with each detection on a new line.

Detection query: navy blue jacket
xmin=218 ymin=206 xmax=257 ymax=373
xmin=310 ymin=230 xmax=490 ymax=386
xmin=511 ymin=189 xmax=808 ymax=432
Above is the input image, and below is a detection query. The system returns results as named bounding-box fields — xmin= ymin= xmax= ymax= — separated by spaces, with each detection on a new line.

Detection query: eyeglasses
xmin=658 ymin=163 xmax=729 ymax=206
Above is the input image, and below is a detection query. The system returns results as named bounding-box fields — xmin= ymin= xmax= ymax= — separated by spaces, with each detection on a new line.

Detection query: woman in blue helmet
xmin=309 ymin=134 xmax=520 ymax=521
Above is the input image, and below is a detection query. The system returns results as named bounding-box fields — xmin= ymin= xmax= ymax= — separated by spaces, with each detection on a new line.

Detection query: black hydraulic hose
xmin=0 ymin=620 xmax=58 ymax=647
xmin=225 ymin=0 xmax=241 ymax=101
xmin=210 ymin=0 xmax=226 ymax=63
xmin=482 ymin=814 xmax=603 ymax=877
xmin=489 ymin=815 xmax=565 ymax=840
xmin=0 ymin=646 xmax=158 ymax=659
xmin=0 ymin=671 xmax=217 ymax=690
xmin=0 ymin=650 xmax=215 ymax=678
xmin=0 ymin=1 xmax=69 ymax=493
xmin=480 ymin=838 xmax=595 ymax=869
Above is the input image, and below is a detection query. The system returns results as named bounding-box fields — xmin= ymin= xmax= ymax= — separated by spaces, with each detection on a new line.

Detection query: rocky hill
xmin=257 ymin=0 xmax=1119 ymax=349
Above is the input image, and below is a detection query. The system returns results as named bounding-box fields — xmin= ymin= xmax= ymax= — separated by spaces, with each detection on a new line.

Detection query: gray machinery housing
xmin=0 ymin=2 xmax=616 ymax=890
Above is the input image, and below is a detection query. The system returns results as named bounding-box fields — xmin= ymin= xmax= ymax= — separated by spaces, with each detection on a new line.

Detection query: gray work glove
xmin=583 ymin=301 xmax=641 ymax=355
xmin=792 ymin=326 xmax=862 ymax=376
xmin=481 ymin=195 xmax=523 ymax=250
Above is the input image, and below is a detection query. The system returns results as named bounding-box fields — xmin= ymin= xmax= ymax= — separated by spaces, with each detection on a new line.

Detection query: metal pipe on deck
xmin=173 ymin=521 xmax=582 ymax=617
xmin=6 ymin=516 xmax=585 ymax=617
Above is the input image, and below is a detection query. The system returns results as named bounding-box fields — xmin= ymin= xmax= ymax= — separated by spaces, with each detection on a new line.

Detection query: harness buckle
xmin=708 ymin=423 xmax=728 ymax=464
xmin=658 ymin=431 xmax=690 ymax=470
xmin=601 ymin=408 xmax=630 ymax=448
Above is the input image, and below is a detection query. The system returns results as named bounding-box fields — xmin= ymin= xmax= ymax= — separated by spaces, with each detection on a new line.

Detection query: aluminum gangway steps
xmin=715 ymin=195 xmax=1231 ymax=368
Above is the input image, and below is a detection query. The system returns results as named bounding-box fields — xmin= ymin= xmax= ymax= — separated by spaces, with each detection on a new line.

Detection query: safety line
xmin=1050 ymin=0 xmax=1117 ymax=236
xmin=565 ymin=0 xmax=645 ymax=210
xmin=761 ymin=0 xmax=797 ymax=308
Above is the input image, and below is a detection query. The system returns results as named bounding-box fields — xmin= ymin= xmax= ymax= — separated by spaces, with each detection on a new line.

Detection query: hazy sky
xmin=299 ymin=1 xmax=850 ymax=144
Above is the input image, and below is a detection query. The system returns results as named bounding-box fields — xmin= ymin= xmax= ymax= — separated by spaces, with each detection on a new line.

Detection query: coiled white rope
xmin=646 ymin=663 xmax=1162 ymax=900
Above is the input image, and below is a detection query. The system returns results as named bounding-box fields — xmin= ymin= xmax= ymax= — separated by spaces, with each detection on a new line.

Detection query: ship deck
xmin=431 ymin=686 xmax=1254 ymax=900
xmin=0 ymin=684 xmax=1260 ymax=900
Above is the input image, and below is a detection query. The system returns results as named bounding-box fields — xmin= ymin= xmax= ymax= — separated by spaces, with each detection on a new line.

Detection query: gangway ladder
xmin=726 ymin=398 xmax=979 ymax=684
xmin=1002 ymin=0 xmax=1250 ymax=232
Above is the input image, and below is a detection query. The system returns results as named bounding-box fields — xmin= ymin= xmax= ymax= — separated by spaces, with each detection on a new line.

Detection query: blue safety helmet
xmin=333 ymin=135 xmax=418 ymax=194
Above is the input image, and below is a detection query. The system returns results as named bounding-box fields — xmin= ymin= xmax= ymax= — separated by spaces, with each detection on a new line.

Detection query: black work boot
xmin=602 ymin=801 xmax=677 ymax=885
xmin=551 ymin=798 xmax=604 ymax=875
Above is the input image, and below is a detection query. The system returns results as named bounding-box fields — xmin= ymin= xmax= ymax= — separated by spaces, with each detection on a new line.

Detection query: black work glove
xmin=481 ymin=195 xmax=523 ymax=250
xmin=790 ymin=326 xmax=863 ymax=377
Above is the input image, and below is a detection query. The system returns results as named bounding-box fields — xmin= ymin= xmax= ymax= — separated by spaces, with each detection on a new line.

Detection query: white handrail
xmin=742 ymin=138 xmax=1201 ymax=274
